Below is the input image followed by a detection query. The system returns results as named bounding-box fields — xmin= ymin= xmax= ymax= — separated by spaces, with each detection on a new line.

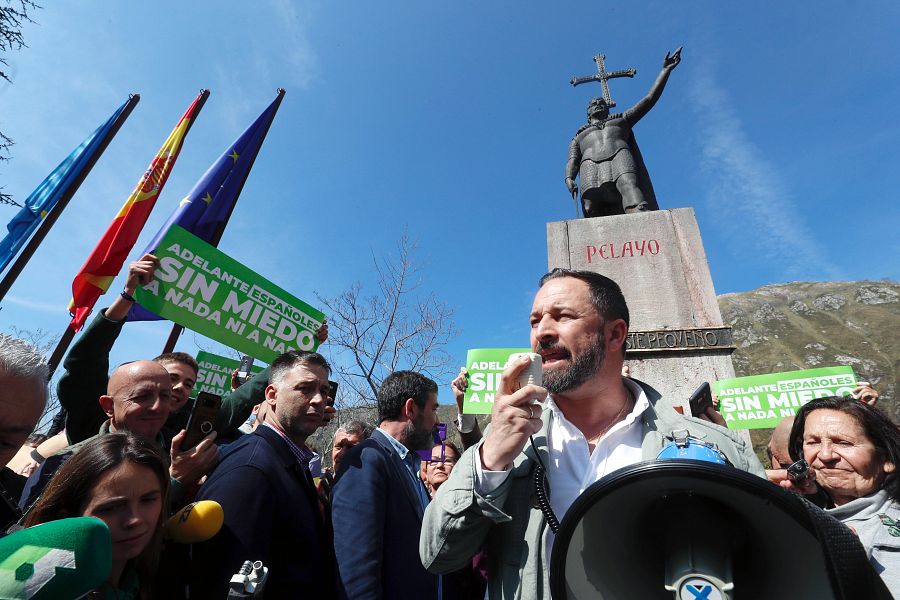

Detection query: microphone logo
xmin=0 ymin=545 xmax=77 ymax=598
xmin=178 ymin=503 xmax=195 ymax=524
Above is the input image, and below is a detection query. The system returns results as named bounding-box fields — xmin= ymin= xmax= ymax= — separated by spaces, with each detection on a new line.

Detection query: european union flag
xmin=0 ymin=99 xmax=132 ymax=275
xmin=128 ymin=90 xmax=284 ymax=322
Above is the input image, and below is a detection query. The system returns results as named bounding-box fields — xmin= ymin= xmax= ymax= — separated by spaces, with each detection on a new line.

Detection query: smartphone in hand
xmin=688 ymin=382 xmax=714 ymax=418
xmin=183 ymin=392 xmax=222 ymax=449
xmin=236 ymin=355 xmax=255 ymax=386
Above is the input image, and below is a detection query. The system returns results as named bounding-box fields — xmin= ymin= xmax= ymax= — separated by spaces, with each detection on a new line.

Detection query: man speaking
xmin=420 ymin=269 xmax=764 ymax=599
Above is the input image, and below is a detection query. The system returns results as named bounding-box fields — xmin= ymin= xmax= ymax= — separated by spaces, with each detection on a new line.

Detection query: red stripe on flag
xmin=68 ymin=91 xmax=207 ymax=331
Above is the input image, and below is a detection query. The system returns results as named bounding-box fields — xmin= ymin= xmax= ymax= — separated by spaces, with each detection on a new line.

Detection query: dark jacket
xmin=331 ymin=428 xmax=438 ymax=600
xmin=58 ymin=309 xmax=123 ymax=445
xmin=0 ymin=468 xmax=25 ymax=531
xmin=191 ymin=425 xmax=336 ymax=600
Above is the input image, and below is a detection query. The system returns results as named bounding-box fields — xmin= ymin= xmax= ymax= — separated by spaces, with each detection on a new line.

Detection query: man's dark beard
xmin=405 ymin=415 xmax=435 ymax=452
xmin=542 ymin=335 xmax=606 ymax=394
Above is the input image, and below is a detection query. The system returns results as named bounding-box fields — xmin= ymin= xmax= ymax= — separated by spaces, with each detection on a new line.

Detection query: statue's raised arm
xmin=565 ymin=48 xmax=682 ymax=218
xmin=624 ymin=47 xmax=682 ymax=125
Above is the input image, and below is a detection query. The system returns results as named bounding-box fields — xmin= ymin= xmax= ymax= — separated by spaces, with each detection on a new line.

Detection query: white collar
xmin=545 ymin=377 xmax=649 ymax=440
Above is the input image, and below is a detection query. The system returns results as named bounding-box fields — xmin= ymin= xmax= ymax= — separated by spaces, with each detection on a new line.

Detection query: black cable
xmin=530 ymin=434 xmax=560 ymax=534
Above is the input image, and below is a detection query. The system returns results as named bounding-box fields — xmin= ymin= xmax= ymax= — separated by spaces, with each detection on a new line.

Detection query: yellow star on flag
xmin=179 ymin=196 xmax=192 ymax=207
xmin=202 ymin=193 xmax=213 ymax=204
xmin=229 ymin=150 xmax=239 ymax=163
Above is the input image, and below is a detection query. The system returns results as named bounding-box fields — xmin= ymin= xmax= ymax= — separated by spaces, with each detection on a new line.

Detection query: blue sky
xmin=1 ymin=1 xmax=898 ymax=404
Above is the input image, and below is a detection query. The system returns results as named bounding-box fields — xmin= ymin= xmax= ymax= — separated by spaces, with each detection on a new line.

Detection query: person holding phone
xmin=56 ymin=255 xmax=202 ymax=447
xmin=787 ymin=396 xmax=900 ymax=596
xmin=421 ymin=269 xmax=764 ymax=600
xmin=47 ymin=253 xmax=218 ymax=502
xmin=20 ymin=361 xmax=216 ymax=511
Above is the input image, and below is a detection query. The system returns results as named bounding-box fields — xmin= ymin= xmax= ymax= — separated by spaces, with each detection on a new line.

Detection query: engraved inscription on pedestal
xmin=626 ymin=327 xmax=735 ymax=355
xmin=548 ymin=208 xmax=722 ymax=332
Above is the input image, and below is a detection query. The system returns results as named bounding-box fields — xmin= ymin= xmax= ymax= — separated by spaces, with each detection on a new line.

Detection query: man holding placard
xmin=58 ymin=254 xmax=204 ymax=446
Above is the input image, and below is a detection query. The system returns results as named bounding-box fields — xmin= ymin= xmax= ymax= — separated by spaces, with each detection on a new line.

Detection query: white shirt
xmin=455 ymin=412 xmax=477 ymax=433
xmin=475 ymin=377 xmax=650 ymax=561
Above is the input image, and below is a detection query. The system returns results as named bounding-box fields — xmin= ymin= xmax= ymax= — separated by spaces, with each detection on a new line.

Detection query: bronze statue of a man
xmin=566 ymin=49 xmax=681 ymax=217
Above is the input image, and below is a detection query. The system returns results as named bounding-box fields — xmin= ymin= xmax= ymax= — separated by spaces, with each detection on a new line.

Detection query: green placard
xmin=192 ymin=351 xmax=265 ymax=399
xmin=714 ymin=366 xmax=858 ymax=429
xmin=462 ymin=348 xmax=530 ymax=415
xmin=134 ymin=225 xmax=326 ymax=363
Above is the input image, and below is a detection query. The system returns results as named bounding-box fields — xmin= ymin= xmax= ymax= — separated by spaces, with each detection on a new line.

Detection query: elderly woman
xmin=421 ymin=441 xmax=461 ymax=498
xmin=788 ymin=395 xmax=900 ymax=595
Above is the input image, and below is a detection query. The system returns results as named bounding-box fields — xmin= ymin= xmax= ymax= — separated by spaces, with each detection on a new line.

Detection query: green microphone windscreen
xmin=0 ymin=517 xmax=112 ymax=599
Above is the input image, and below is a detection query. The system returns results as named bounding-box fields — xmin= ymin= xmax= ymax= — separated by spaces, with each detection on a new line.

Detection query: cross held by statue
xmin=570 ymin=53 xmax=637 ymax=108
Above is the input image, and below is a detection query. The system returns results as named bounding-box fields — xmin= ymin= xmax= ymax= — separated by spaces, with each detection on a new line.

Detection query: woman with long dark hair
xmin=25 ymin=432 xmax=168 ymax=599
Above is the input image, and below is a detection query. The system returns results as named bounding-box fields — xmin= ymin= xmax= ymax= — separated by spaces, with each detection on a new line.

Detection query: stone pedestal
xmin=547 ymin=208 xmax=737 ymax=417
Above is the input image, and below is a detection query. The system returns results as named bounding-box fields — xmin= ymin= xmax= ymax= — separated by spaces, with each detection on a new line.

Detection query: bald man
xmin=100 ymin=361 xmax=173 ymax=439
xmin=766 ymin=416 xmax=795 ymax=470
xmin=20 ymin=361 xmax=218 ymax=509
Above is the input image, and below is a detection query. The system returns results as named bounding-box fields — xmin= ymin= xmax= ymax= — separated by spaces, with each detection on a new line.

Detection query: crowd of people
xmin=0 ymin=262 xmax=896 ymax=599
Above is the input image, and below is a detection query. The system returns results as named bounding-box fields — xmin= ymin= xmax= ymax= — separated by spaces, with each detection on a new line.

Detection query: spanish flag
xmin=68 ymin=90 xmax=209 ymax=330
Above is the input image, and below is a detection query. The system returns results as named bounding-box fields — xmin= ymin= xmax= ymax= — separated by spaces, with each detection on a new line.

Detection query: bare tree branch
xmin=317 ymin=235 xmax=457 ymax=409
xmin=0 ymin=1 xmax=39 ymax=81
xmin=1 ymin=1 xmax=40 ymax=207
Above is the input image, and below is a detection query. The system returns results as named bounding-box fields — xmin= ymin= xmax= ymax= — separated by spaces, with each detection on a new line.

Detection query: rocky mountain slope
xmin=721 ymin=280 xmax=898 ymax=421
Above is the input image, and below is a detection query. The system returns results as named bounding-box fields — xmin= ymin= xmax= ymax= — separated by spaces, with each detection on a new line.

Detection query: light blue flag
xmin=0 ymin=99 xmax=131 ymax=274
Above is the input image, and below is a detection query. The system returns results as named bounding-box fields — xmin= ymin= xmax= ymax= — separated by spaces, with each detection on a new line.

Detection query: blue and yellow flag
xmin=128 ymin=90 xmax=284 ymax=322
xmin=0 ymin=98 xmax=133 ymax=274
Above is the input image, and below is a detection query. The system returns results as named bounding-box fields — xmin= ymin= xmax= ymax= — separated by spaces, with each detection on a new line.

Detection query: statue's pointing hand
xmin=664 ymin=47 xmax=682 ymax=70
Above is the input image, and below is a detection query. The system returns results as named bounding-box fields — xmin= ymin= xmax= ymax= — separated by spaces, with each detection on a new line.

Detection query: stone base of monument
xmin=547 ymin=208 xmax=742 ymax=433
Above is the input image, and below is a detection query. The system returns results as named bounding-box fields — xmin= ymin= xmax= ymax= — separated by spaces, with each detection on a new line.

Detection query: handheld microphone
xmin=507 ymin=352 xmax=543 ymax=390
xmin=164 ymin=500 xmax=224 ymax=544
xmin=0 ymin=517 xmax=111 ymax=600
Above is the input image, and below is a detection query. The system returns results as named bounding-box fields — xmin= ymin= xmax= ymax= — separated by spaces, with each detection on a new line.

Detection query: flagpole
xmin=46 ymin=326 xmax=76 ymax=377
xmin=0 ymin=94 xmax=141 ymax=305
xmin=47 ymin=90 xmax=210 ymax=376
xmin=161 ymin=88 xmax=286 ymax=354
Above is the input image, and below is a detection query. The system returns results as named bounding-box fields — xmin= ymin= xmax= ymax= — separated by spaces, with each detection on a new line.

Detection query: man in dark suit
xmin=191 ymin=351 xmax=337 ymax=599
xmin=332 ymin=370 xmax=440 ymax=600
